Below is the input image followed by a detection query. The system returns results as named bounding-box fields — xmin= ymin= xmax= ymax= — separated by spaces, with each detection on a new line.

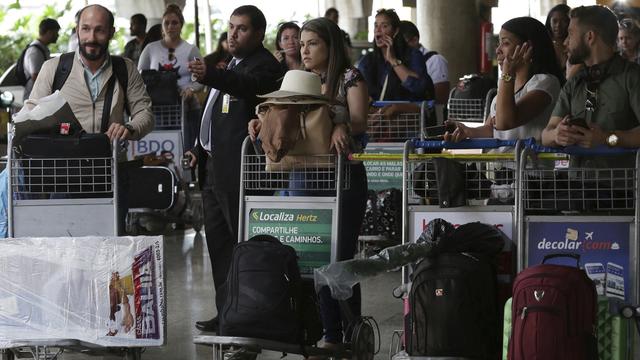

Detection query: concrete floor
xmin=57 ymin=229 xmax=403 ymax=360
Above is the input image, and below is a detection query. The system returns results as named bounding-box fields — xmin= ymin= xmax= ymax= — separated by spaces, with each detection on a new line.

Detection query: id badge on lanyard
xmin=222 ymin=94 xmax=231 ymax=114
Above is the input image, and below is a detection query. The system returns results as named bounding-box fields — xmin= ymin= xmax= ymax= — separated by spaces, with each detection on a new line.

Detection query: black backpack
xmin=15 ymin=43 xmax=47 ymax=86
xmin=451 ymin=73 xmax=496 ymax=101
xmin=219 ymin=235 xmax=322 ymax=346
xmin=422 ymin=55 xmax=436 ymax=102
xmin=408 ymin=252 xmax=499 ymax=359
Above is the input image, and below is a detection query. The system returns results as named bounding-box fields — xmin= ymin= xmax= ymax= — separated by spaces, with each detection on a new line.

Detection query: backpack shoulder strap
xmin=31 ymin=43 xmax=47 ymax=58
xmin=424 ymin=51 xmax=438 ymax=63
xmin=110 ymin=55 xmax=130 ymax=116
xmin=52 ymin=52 xmax=75 ymax=93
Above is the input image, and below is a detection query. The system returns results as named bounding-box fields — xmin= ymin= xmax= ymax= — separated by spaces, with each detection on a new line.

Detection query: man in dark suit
xmin=186 ymin=5 xmax=284 ymax=332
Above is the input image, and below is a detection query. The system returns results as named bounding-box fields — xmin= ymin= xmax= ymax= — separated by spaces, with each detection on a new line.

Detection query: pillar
xmin=417 ymin=0 xmax=480 ymax=82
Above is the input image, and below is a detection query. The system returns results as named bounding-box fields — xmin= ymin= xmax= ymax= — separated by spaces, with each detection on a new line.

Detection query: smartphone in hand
xmin=567 ymin=117 xmax=588 ymax=128
xmin=190 ymin=57 xmax=201 ymax=82
xmin=424 ymin=123 xmax=457 ymax=138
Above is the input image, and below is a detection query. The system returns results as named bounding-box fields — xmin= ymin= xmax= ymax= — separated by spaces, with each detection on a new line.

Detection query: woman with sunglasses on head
xmin=618 ymin=18 xmax=640 ymax=64
xmin=138 ymin=4 xmax=203 ymax=150
xmin=445 ymin=17 xmax=563 ymax=150
xmin=274 ymin=22 xmax=302 ymax=71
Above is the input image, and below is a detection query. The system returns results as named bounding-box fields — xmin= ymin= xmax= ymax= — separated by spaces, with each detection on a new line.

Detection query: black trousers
xmin=319 ymin=162 xmax=368 ymax=343
xmin=201 ymin=155 xmax=240 ymax=315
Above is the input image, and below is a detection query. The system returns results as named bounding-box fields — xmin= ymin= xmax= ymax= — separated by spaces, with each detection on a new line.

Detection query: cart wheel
xmin=351 ymin=320 xmax=375 ymax=360
xmin=123 ymin=348 xmax=142 ymax=360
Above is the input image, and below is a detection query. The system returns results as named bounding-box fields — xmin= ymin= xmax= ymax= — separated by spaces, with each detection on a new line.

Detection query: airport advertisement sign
xmin=527 ymin=222 xmax=629 ymax=300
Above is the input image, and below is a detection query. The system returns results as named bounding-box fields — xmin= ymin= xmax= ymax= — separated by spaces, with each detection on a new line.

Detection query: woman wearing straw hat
xmin=249 ymin=16 xmax=369 ymax=352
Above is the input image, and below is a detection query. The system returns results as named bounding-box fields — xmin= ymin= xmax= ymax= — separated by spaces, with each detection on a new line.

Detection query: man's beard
xmin=80 ymin=41 xmax=109 ymax=61
xmin=568 ymin=39 xmax=590 ymax=65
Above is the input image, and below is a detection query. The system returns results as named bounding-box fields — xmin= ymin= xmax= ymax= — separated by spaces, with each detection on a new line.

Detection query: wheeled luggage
xmin=508 ymin=254 xmax=598 ymax=360
xmin=408 ymin=252 xmax=499 ymax=358
xmin=126 ymin=166 xmax=176 ymax=210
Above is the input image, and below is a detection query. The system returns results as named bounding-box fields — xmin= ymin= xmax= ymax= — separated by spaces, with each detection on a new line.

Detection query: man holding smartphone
xmin=185 ymin=5 xmax=283 ymax=333
xmin=542 ymin=5 xmax=640 ymax=151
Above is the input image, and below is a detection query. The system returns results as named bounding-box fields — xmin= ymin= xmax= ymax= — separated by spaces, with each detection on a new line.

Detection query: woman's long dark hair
xmin=368 ymin=9 xmax=412 ymax=99
xmin=205 ymin=32 xmax=230 ymax=67
xmin=300 ymin=18 xmax=349 ymax=101
xmin=545 ymin=4 xmax=570 ymax=41
xmin=502 ymin=16 xmax=565 ymax=85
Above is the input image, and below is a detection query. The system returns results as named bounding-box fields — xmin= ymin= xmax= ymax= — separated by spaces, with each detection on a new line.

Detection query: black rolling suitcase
xmin=126 ymin=166 xmax=177 ymax=210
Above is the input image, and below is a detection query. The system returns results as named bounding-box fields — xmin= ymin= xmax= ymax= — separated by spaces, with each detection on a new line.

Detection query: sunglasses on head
xmin=619 ymin=18 xmax=637 ymax=30
xmin=584 ymin=65 xmax=602 ymax=113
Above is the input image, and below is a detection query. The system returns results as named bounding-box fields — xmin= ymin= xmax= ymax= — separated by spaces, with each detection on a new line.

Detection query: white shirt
xmin=138 ymin=40 xmax=203 ymax=92
xmin=490 ymin=73 xmax=561 ymax=149
xmin=419 ymin=46 xmax=449 ymax=84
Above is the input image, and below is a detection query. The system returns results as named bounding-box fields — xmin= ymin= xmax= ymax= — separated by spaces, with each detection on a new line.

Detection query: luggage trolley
xmin=389 ymin=138 xmax=524 ymax=359
xmin=516 ymin=145 xmax=640 ymax=359
xmin=194 ymin=137 xmax=377 ymax=360
xmin=360 ymin=101 xmax=431 ymax=256
xmin=7 ymin=129 xmax=119 ymax=237
xmin=2 ymin=130 xmax=162 ymax=359
xmin=447 ymin=87 xmax=496 ymax=123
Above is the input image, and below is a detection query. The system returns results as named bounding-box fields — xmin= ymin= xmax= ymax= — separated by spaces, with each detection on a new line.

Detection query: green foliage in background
xmin=0 ymin=1 xmax=315 ymax=75
xmin=0 ymin=0 xmax=73 ymax=74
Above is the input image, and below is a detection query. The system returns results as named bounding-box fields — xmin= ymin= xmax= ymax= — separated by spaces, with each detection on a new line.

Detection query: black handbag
xmin=141 ymin=69 xmax=179 ymax=105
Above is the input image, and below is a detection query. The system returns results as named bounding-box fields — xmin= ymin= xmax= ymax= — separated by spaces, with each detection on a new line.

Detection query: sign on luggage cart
xmin=409 ymin=210 xmax=513 ymax=242
xmin=527 ymin=220 xmax=630 ymax=300
xmin=363 ymin=146 xmax=403 ymax=191
xmin=247 ymin=208 xmax=332 ymax=275
xmin=128 ymin=130 xmax=184 ymax=174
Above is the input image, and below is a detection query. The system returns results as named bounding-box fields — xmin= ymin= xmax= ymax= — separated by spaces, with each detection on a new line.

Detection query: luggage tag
xmin=222 ymin=94 xmax=231 ymax=114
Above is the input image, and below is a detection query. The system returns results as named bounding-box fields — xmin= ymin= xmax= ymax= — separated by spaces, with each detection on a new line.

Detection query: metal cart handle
xmin=541 ymin=253 xmax=580 ymax=267
xmin=371 ymin=100 xmax=435 ymax=108
xmin=412 ymin=137 xmax=535 ymax=149
xmin=530 ymin=144 xmax=638 ymax=155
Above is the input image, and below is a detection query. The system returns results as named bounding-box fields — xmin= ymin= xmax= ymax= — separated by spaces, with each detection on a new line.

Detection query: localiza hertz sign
xmin=248 ymin=208 xmax=333 ymax=274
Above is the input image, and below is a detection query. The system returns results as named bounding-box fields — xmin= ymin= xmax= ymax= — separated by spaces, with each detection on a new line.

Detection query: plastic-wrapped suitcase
xmin=126 ymin=166 xmax=176 ymax=210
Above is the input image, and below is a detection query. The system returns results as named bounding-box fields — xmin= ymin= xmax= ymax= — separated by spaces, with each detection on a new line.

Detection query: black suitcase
xmin=126 ymin=166 xmax=176 ymax=210
xmin=15 ymin=133 xmax=112 ymax=195
xmin=18 ymin=133 xmax=111 ymax=158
